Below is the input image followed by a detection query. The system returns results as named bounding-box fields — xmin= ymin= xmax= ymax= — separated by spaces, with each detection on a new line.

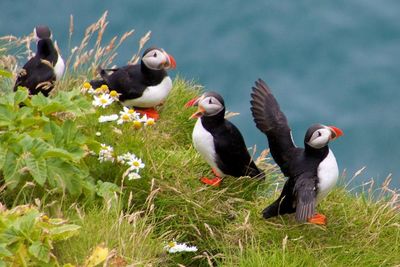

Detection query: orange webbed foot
xmin=136 ymin=108 xmax=159 ymax=120
xmin=307 ymin=213 xmax=327 ymax=225
xmin=200 ymin=177 xmax=222 ymax=187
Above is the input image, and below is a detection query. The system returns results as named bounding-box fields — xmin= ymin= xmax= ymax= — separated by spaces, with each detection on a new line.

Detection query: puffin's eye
xmin=209 ymin=98 xmax=213 ymax=104
xmin=317 ymin=131 xmax=321 ymax=137
xmin=153 ymin=52 xmax=157 ymax=57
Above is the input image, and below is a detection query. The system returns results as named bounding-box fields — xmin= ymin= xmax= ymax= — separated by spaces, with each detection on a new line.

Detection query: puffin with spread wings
xmin=250 ymin=79 xmax=343 ymax=225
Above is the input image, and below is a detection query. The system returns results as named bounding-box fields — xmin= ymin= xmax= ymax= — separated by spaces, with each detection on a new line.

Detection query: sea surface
xmin=1 ymin=0 xmax=399 ymax=188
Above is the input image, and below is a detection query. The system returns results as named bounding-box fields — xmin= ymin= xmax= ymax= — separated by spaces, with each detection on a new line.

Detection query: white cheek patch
xmin=308 ymin=129 xmax=331 ymax=149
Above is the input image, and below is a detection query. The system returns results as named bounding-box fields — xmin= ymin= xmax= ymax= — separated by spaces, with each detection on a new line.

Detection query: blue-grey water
xmin=1 ymin=0 xmax=399 ymax=188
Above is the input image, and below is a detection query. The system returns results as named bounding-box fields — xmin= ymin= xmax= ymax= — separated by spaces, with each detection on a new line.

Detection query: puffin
xmin=14 ymin=25 xmax=65 ymax=96
xmin=186 ymin=92 xmax=264 ymax=186
xmin=250 ymin=79 xmax=343 ymax=225
xmin=90 ymin=47 xmax=176 ymax=120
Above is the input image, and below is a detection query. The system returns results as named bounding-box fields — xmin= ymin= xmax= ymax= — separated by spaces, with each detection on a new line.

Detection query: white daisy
xmin=95 ymin=132 xmax=101 ymax=136
xmin=109 ymin=90 xmax=121 ymax=101
xmin=117 ymin=152 xmax=137 ymax=164
xmin=128 ymin=157 xmax=145 ymax=172
xmin=117 ymin=107 xmax=139 ymax=124
xmin=98 ymin=114 xmax=119 ymax=123
xmin=98 ymin=144 xmax=114 ymax=162
xmin=145 ymin=118 xmax=155 ymax=126
xmin=81 ymin=82 xmax=92 ymax=94
xmin=92 ymin=94 xmax=114 ymax=108
xmin=164 ymin=241 xmax=198 ymax=253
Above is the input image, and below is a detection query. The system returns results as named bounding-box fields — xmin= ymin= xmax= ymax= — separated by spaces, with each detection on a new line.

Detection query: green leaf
xmin=48 ymin=224 xmax=81 ymax=241
xmin=42 ymin=148 xmax=77 ymax=161
xmin=25 ymin=155 xmax=47 ymax=186
xmin=28 ymin=241 xmax=50 ymax=263
xmin=14 ymin=89 xmax=29 ymax=104
xmin=30 ymin=94 xmax=49 ymax=108
xmin=2 ymin=151 xmax=24 ymax=189
xmin=0 ymin=69 xmax=12 ymax=78
xmin=96 ymin=181 xmax=121 ymax=200
xmin=41 ymin=102 xmax=66 ymax=115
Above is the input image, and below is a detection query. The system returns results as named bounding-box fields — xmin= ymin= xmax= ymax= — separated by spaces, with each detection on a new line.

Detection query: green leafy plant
xmin=0 ymin=204 xmax=80 ymax=266
xmin=0 ymin=88 xmax=96 ymax=198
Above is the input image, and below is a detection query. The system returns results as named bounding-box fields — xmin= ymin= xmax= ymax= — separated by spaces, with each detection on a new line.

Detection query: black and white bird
xmin=90 ymin=47 xmax=176 ymax=120
xmin=186 ymin=92 xmax=264 ymax=186
xmin=14 ymin=25 xmax=65 ymax=96
xmin=250 ymin=79 xmax=343 ymax=225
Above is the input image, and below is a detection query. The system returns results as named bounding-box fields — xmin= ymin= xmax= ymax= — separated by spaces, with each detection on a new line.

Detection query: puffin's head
xmin=304 ymin=124 xmax=343 ymax=149
xmin=141 ymin=47 xmax=176 ymax=70
xmin=186 ymin=92 xmax=225 ymax=119
xmin=33 ymin=25 xmax=52 ymax=42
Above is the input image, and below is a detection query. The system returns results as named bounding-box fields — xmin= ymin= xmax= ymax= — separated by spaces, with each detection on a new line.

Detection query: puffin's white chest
xmin=122 ymin=76 xmax=172 ymax=108
xmin=54 ymin=55 xmax=65 ymax=80
xmin=192 ymin=119 xmax=224 ymax=177
xmin=317 ymin=149 xmax=339 ymax=201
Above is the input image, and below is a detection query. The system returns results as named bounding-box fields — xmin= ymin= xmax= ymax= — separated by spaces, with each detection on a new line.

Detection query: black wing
xmin=250 ymin=78 xmax=297 ymax=175
xmin=104 ymin=65 xmax=146 ymax=101
xmin=294 ymin=173 xmax=317 ymax=222
xmin=14 ymin=58 xmax=55 ymax=95
xmin=214 ymin=120 xmax=263 ymax=178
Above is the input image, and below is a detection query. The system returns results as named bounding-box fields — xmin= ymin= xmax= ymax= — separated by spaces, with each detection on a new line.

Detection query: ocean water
xmin=1 ymin=0 xmax=399 ymax=188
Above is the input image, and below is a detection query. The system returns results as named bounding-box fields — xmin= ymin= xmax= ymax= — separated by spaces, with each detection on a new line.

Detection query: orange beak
xmin=167 ymin=54 xmax=176 ymax=69
xmin=329 ymin=126 xmax=344 ymax=140
xmin=190 ymin=105 xmax=205 ymax=119
xmin=184 ymin=97 xmax=199 ymax=108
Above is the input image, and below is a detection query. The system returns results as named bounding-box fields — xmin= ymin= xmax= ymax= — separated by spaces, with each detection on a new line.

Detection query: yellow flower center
xmin=128 ymin=109 xmax=135 ymax=114
xmin=168 ymin=241 xmax=176 ymax=248
xmin=146 ymin=119 xmax=155 ymax=126
xmin=100 ymin=98 xmax=108 ymax=104
xmin=83 ymin=82 xmax=91 ymax=89
xmin=133 ymin=161 xmax=140 ymax=167
xmin=122 ymin=114 xmax=130 ymax=121
xmin=95 ymin=88 xmax=102 ymax=94
xmin=133 ymin=121 xmax=142 ymax=129
xmin=110 ymin=90 xmax=118 ymax=97
xmin=100 ymin=84 xmax=109 ymax=92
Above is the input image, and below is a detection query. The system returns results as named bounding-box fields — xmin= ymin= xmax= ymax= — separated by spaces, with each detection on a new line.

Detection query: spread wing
xmin=214 ymin=121 xmax=263 ymax=178
xmin=294 ymin=173 xmax=317 ymax=222
xmin=250 ymin=78 xmax=297 ymax=175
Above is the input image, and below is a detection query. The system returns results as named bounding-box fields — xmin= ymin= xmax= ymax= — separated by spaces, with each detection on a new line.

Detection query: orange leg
xmin=200 ymin=177 xmax=222 ymax=187
xmin=307 ymin=213 xmax=327 ymax=225
xmin=136 ymin=108 xmax=159 ymax=120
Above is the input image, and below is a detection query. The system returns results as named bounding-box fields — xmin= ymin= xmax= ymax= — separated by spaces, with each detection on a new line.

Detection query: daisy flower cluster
xmin=82 ymin=82 xmax=155 ymax=128
xmin=98 ymin=144 xmax=115 ymax=163
xmin=117 ymin=152 xmax=145 ymax=180
xmin=97 ymin=145 xmax=145 ymax=180
xmin=164 ymin=241 xmax=198 ymax=254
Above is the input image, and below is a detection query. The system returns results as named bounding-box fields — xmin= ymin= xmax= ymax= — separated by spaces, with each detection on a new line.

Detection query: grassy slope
xmin=53 ymin=78 xmax=399 ymax=266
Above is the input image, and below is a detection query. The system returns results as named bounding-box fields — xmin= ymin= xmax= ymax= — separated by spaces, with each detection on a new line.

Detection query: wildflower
xmin=117 ymin=107 xmax=139 ymax=124
xmin=133 ymin=120 xmax=142 ymax=129
xmin=98 ymin=144 xmax=114 ymax=162
xmin=100 ymin=84 xmax=109 ymax=93
xmin=145 ymin=118 xmax=155 ymax=126
xmin=95 ymin=132 xmax=101 ymax=136
xmin=164 ymin=241 xmax=198 ymax=253
xmin=98 ymin=114 xmax=119 ymax=123
xmin=127 ymin=157 xmax=145 ymax=172
xmin=92 ymin=94 xmax=114 ymax=108
xmin=81 ymin=82 xmax=93 ymax=94
xmin=109 ymin=90 xmax=120 ymax=101
xmin=117 ymin=152 xmax=137 ymax=164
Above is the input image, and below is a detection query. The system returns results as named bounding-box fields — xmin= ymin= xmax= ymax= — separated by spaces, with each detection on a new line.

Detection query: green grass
xmin=39 ymin=77 xmax=398 ymax=266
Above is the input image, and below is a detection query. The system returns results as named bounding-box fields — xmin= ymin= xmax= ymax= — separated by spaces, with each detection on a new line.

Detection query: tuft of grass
xmin=50 ymin=77 xmax=399 ymax=266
